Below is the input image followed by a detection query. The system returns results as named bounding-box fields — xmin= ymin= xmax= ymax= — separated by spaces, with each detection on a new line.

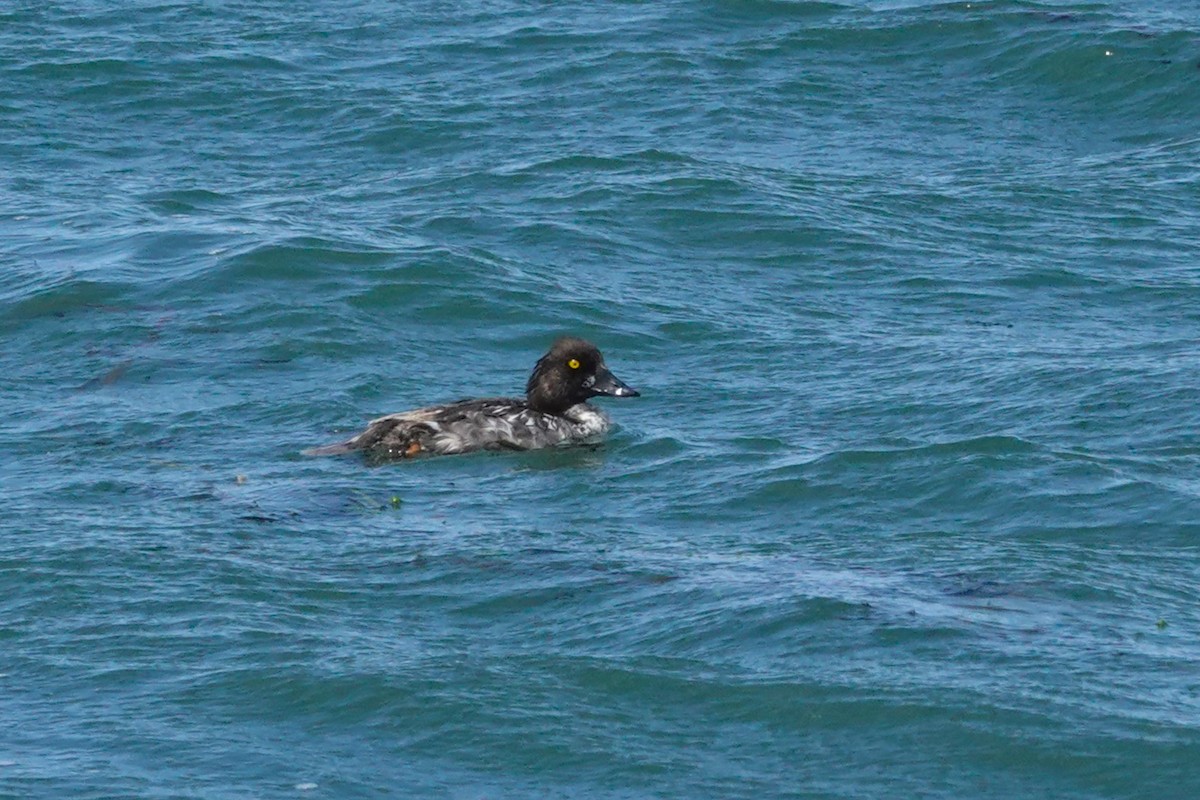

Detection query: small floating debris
xmin=1156 ymin=618 xmax=1168 ymax=630
xmin=348 ymin=490 xmax=403 ymax=512
xmin=235 ymin=474 xmax=247 ymax=485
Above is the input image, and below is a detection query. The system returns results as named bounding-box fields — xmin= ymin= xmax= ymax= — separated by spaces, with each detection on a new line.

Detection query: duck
xmin=304 ymin=336 xmax=639 ymax=460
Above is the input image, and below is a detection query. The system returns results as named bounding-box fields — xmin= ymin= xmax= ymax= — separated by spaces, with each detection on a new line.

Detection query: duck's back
xmin=305 ymin=397 xmax=609 ymax=459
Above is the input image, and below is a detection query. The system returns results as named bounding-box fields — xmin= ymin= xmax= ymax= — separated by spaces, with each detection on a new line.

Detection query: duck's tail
xmin=301 ymin=439 xmax=357 ymax=457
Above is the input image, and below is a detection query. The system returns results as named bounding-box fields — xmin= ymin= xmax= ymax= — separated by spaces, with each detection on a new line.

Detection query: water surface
xmin=3 ymin=1 xmax=1200 ymax=798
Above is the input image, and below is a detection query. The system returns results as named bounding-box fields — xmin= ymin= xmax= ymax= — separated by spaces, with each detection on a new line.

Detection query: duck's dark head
xmin=525 ymin=336 xmax=640 ymax=415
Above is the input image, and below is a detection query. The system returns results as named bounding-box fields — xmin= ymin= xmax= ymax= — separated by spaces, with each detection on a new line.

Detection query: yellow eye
xmin=568 ymin=358 xmax=580 ymax=369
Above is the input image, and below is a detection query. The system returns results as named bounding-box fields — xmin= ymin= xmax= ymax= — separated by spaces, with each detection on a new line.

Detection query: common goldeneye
xmin=304 ymin=336 xmax=639 ymax=460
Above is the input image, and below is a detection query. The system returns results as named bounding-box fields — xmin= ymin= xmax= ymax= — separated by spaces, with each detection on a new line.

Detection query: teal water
xmin=3 ymin=1 xmax=1200 ymax=797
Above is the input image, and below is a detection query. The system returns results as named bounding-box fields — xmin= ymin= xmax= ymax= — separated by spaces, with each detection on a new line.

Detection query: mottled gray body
xmin=304 ymin=397 xmax=611 ymax=459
